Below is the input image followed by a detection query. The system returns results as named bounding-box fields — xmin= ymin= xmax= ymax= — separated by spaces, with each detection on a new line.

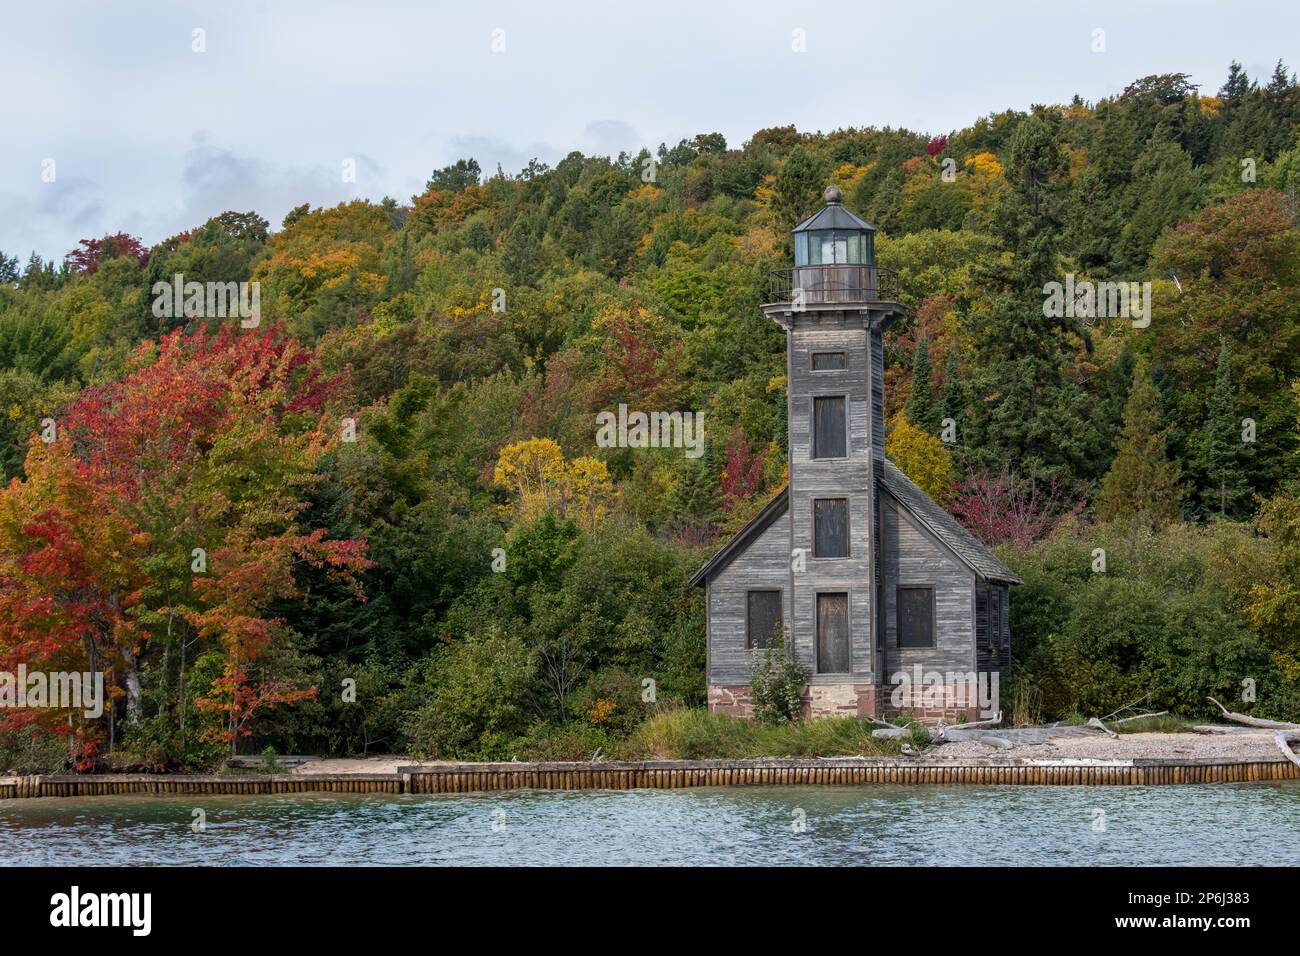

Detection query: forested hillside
xmin=3 ymin=62 xmax=1300 ymax=770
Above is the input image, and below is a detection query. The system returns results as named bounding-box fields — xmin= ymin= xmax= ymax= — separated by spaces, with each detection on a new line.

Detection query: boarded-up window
xmin=999 ymin=586 xmax=1010 ymax=652
xmin=975 ymin=586 xmax=989 ymax=650
xmin=897 ymin=587 xmax=934 ymax=648
xmin=812 ymin=352 xmax=846 ymax=371
xmin=746 ymin=590 xmax=783 ymax=649
xmin=989 ymin=587 xmax=1002 ymax=654
xmin=817 ymin=592 xmax=850 ymax=673
xmin=813 ymin=498 xmax=849 ymax=557
xmin=813 ymin=396 xmax=846 ymax=458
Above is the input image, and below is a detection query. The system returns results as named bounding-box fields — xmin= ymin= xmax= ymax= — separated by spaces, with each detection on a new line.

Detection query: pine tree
xmin=1095 ymin=357 xmax=1184 ymax=526
xmin=671 ymin=455 xmax=723 ymax=535
xmin=1192 ymin=341 xmax=1252 ymax=518
xmin=940 ymin=346 xmax=965 ymax=430
xmin=904 ymin=337 xmax=939 ymax=433
xmin=772 ymin=145 xmax=826 ymax=229
xmin=1220 ymin=61 xmax=1252 ymax=106
xmin=963 ymin=111 xmax=1107 ymax=493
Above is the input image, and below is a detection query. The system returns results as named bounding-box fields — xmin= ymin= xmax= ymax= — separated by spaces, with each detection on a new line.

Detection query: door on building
xmin=817 ymin=592 xmax=850 ymax=673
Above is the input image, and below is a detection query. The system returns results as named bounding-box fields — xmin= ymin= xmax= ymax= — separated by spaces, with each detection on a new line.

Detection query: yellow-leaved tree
xmin=563 ymin=455 xmax=614 ymax=531
xmin=494 ymin=437 xmax=613 ymax=531
xmin=885 ymin=416 xmax=954 ymax=503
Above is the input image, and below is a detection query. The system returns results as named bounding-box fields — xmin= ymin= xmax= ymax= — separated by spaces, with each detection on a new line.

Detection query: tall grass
xmin=1111 ymin=714 xmax=1197 ymax=734
xmin=617 ymin=708 xmax=902 ymax=759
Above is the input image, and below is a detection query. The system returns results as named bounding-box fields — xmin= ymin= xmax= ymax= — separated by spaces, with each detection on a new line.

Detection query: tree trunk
xmin=122 ymin=645 xmax=144 ymax=724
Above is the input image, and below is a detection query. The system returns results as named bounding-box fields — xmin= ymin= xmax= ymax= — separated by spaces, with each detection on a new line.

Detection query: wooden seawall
xmin=0 ymin=773 xmax=403 ymax=800
xmin=2 ymin=757 xmax=1298 ymax=799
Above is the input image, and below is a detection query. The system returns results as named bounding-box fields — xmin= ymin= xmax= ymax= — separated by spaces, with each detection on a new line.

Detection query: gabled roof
xmin=879 ymin=460 xmax=1022 ymax=585
xmin=792 ymin=203 xmax=875 ymax=234
xmin=688 ymin=487 xmax=788 ymax=587
xmin=688 ymin=462 xmax=1022 ymax=588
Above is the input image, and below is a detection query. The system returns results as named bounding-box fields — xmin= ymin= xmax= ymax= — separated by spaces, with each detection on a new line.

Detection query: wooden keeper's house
xmin=690 ymin=186 xmax=1020 ymax=722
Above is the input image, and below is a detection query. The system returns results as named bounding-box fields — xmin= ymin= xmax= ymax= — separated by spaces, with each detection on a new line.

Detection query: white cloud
xmin=0 ymin=0 xmax=1294 ymax=258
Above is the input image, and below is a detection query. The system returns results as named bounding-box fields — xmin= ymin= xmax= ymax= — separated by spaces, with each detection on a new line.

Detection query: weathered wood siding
xmin=880 ymin=492 xmax=975 ymax=677
xmin=870 ymin=328 xmax=885 ymax=458
xmin=787 ymin=313 xmax=876 ymax=681
xmin=975 ymin=582 xmax=1012 ymax=674
xmin=708 ymin=508 xmax=791 ymax=685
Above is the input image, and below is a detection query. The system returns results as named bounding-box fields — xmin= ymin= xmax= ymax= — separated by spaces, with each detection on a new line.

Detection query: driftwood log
xmin=869 ymin=694 xmax=1171 ymax=753
xmin=1208 ymin=697 xmax=1300 ymax=768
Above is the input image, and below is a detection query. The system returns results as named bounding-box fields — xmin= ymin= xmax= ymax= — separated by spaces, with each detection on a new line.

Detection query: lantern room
xmin=771 ymin=185 xmax=894 ymax=305
xmin=792 ymin=184 xmax=876 ymax=267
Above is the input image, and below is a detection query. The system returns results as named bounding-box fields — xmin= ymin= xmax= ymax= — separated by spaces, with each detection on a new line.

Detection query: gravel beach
xmin=287 ymin=730 xmax=1288 ymax=773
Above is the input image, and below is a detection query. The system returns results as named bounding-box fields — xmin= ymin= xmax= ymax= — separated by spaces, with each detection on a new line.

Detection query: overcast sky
xmin=1 ymin=0 xmax=1295 ymax=262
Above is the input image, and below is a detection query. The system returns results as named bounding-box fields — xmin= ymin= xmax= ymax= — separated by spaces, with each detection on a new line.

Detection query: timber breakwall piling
xmin=2 ymin=756 xmax=1298 ymax=799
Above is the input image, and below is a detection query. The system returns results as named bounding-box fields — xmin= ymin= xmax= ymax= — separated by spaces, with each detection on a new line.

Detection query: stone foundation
xmin=881 ymin=682 xmax=983 ymax=723
xmin=806 ymin=683 xmax=881 ymax=718
xmin=707 ymin=684 xmax=754 ymax=718
xmin=708 ymin=682 xmax=982 ymax=723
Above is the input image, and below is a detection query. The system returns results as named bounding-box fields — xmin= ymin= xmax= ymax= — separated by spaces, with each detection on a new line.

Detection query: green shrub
xmin=0 ymin=728 xmax=67 ymax=774
xmin=750 ymin=628 xmax=808 ymax=725
xmin=117 ymin=713 xmax=225 ymax=772
xmin=252 ymin=657 xmax=413 ymax=758
xmin=510 ymin=721 xmax=615 ymax=761
xmin=570 ymin=666 xmax=647 ymax=734
xmin=257 ymin=746 xmax=286 ymax=774
xmin=402 ymin=624 xmax=537 ymax=759
xmin=1004 ymin=519 xmax=1295 ymax=723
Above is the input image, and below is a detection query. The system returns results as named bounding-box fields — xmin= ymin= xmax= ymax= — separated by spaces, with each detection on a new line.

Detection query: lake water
xmin=3 ymin=782 xmax=1298 ymax=866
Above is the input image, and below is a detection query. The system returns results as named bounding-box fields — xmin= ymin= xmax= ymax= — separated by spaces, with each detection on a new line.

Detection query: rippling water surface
xmin=3 ymin=783 xmax=1298 ymax=866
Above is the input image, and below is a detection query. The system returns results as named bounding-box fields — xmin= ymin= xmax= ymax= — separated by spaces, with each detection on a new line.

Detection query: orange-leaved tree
xmin=0 ymin=324 xmax=373 ymax=764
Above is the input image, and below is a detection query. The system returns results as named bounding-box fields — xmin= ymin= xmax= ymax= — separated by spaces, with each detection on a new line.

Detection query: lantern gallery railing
xmin=766 ymin=265 xmax=898 ymax=305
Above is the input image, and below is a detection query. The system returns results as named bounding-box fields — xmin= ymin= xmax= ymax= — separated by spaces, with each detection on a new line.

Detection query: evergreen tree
xmin=426 ymin=158 xmax=481 ymax=193
xmin=1192 ymin=341 xmax=1253 ymax=518
xmin=940 ymin=346 xmax=965 ymax=428
xmin=772 ymin=145 xmax=826 ymax=229
xmin=962 ymin=111 xmax=1107 ymax=492
xmin=903 ymin=337 xmax=939 ymax=433
xmin=672 ymin=449 xmax=723 ymax=534
xmin=1116 ymin=138 xmax=1200 ymax=269
xmin=1095 ymin=357 xmax=1185 ymax=525
xmin=1220 ymin=61 xmax=1252 ymax=106
xmin=1265 ymin=59 xmax=1293 ymax=98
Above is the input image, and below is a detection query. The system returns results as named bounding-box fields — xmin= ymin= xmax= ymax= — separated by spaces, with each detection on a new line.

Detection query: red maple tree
xmin=948 ymin=467 xmax=1084 ymax=549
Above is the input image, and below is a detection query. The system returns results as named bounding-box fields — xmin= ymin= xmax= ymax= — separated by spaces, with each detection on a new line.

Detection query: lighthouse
xmin=691 ymin=186 xmax=1020 ymax=721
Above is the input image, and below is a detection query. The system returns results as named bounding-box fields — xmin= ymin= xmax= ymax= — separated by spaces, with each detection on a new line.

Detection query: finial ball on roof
xmin=823 ymin=184 xmax=844 ymax=204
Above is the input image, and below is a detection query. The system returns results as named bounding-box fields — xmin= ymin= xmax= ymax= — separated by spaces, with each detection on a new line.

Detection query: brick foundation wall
xmin=879 ymin=682 xmax=983 ymax=723
xmin=708 ymin=682 xmax=984 ymax=723
xmin=707 ymin=684 xmax=754 ymax=718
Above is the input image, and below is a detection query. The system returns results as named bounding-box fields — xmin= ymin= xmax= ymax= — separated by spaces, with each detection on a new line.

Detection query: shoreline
xmin=5 ymin=731 xmax=1296 ymax=798
xmin=4 ymin=755 xmax=1298 ymax=799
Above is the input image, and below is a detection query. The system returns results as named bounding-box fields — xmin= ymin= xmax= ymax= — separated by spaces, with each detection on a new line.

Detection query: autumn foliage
xmin=0 ymin=325 xmax=371 ymax=762
xmin=948 ymin=468 xmax=1084 ymax=549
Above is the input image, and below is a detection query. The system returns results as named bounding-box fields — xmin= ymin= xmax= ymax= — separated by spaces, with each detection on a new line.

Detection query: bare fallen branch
xmin=1207 ymin=697 xmax=1300 ymax=730
xmin=866 ymin=715 xmax=907 ymax=731
xmin=870 ymin=728 xmax=910 ymax=740
xmin=1275 ymin=731 xmax=1300 ymax=768
xmin=1101 ymin=692 xmax=1153 ymax=723
xmin=1110 ymin=710 xmax=1169 ymax=725
xmin=1087 ymin=717 xmax=1118 ymax=739
xmin=945 ymin=711 xmax=1003 ymax=731
xmin=1190 ymin=725 xmax=1268 ymax=735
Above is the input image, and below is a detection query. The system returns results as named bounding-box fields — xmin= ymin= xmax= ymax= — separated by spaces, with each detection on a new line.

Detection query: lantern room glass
xmin=794 ymin=230 xmax=873 ymax=266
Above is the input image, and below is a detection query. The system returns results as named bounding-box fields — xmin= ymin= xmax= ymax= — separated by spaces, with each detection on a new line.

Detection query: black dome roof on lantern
xmin=791 ymin=185 xmax=876 ymax=266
